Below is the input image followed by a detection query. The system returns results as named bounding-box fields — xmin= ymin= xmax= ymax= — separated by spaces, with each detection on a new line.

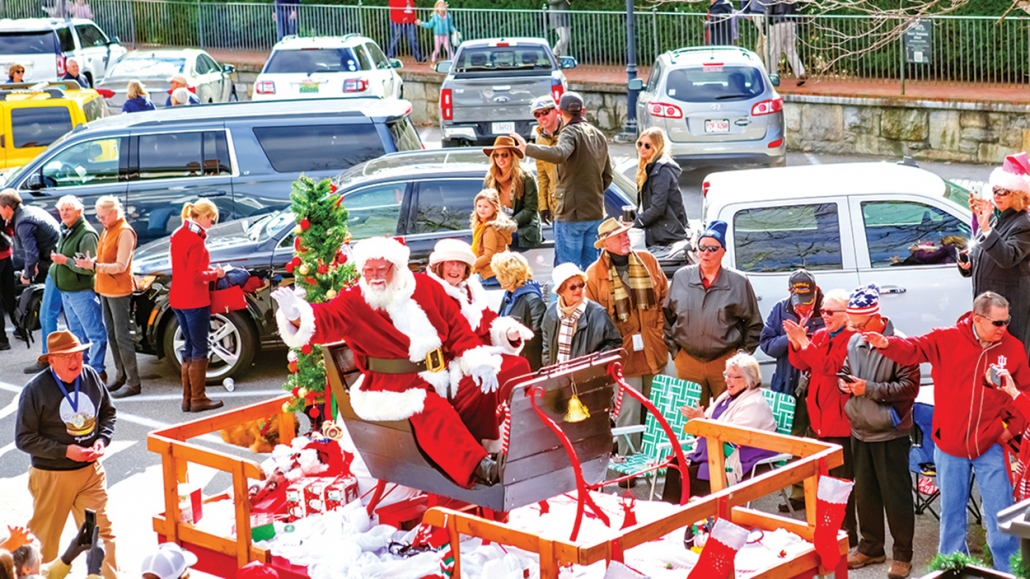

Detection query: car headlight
xmin=136 ymin=274 xmax=158 ymax=292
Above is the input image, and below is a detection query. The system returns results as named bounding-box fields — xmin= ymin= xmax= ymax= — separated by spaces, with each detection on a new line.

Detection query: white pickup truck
xmin=702 ymin=162 xmax=974 ymax=380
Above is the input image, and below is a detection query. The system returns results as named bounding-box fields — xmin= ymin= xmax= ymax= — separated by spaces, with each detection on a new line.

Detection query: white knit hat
xmin=352 ymin=236 xmax=410 ymax=272
xmin=989 ymin=152 xmax=1030 ymax=195
xmin=551 ymin=262 xmax=587 ymax=293
xmin=140 ymin=544 xmax=197 ymax=579
xmin=429 ymin=238 xmax=475 ymax=267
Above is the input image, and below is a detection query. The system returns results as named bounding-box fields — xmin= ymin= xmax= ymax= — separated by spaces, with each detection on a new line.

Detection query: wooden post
xmin=160 ymin=443 xmax=180 ymax=543
xmin=706 ymin=434 xmax=727 ymax=493
xmin=231 ymin=460 xmax=252 ymax=567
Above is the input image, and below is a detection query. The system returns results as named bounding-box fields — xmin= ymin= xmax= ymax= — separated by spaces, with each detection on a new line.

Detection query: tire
xmin=162 ymin=310 xmax=257 ymax=384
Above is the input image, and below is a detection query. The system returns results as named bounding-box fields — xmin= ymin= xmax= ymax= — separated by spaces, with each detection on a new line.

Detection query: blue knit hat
xmin=847 ymin=283 xmax=881 ymax=316
xmin=699 ymin=220 xmax=728 ymax=248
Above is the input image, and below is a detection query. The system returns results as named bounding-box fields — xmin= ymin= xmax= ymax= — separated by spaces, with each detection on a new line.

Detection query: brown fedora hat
xmin=483 ymin=136 xmax=525 ymax=159
xmin=594 ymin=217 xmax=633 ymax=248
xmin=38 ymin=330 xmax=90 ymax=365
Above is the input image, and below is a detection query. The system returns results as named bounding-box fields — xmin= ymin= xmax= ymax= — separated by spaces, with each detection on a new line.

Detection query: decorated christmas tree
xmin=281 ymin=175 xmax=357 ymax=421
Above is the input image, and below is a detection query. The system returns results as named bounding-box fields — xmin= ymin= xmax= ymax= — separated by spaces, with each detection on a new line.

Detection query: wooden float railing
xmin=423 ymin=419 xmax=846 ymax=579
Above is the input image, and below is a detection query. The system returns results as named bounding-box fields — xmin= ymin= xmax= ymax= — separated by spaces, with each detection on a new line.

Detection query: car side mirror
xmin=26 ymin=172 xmax=45 ymax=191
xmin=222 ymin=64 xmax=236 ymax=75
xmin=559 ymin=56 xmax=578 ymax=69
xmin=628 ymin=78 xmax=644 ymax=91
xmin=389 ymin=58 xmax=403 ymax=69
xmin=769 ymin=73 xmax=781 ymax=87
xmin=434 ymin=61 xmax=452 ymax=74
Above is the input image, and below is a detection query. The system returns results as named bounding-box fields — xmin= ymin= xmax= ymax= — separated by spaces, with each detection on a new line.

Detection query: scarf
xmin=557 ymin=298 xmax=587 ymax=363
xmin=606 ymin=251 xmax=656 ymax=322
xmin=471 ymin=222 xmax=487 ymax=256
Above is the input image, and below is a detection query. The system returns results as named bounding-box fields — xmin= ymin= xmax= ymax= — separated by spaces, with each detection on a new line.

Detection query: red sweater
xmin=880 ymin=313 xmax=1030 ymax=459
xmin=789 ymin=327 xmax=856 ymax=439
xmin=389 ymin=0 xmax=417 ymax=24
xmin=169 ymin=221 xmax=219 ymax=309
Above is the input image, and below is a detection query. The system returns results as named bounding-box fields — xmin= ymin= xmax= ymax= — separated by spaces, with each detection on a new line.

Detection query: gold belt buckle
xmin=424 ymin=348 xmax=445 ymax=373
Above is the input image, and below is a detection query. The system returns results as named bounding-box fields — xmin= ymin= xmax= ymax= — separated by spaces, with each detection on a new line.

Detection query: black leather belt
xmin=366 ymin=348 xmax=446 ymax=374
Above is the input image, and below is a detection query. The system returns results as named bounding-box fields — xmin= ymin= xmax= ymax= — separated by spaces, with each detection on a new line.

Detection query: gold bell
xmin=564 ymin=393 xmax=590 ymax=423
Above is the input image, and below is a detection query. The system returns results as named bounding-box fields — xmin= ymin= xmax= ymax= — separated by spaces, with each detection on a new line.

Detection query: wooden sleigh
xmin=322 ymin=341 xmax=623 ymax=513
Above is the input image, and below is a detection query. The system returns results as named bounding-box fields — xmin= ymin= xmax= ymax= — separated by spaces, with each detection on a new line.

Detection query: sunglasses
xmin=565 ymin=281 xmax=586 ymax=291
xmin=13 ymin=69 xmax=24 ymax=73
xmin=697 ymin=244 xmax=722 ymax=253
xmin=993 ymin=186 xmax=1012 ymax=197
xmin=636 ymin=141 xmax=652 ymax=150
xmin=494 ymin=152 xmax=511 ymax=159
xmin=533 ymin=109 xmax=554 ymax=118
xmin=979 ymin=314 xmax=1011 ymax=327
xmin=820 ymin=308 xmax=845 ymax=316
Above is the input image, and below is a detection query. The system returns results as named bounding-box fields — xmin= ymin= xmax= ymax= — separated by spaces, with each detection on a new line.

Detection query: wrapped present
xmin=177 ymin=483 xmax=203 ymax=524
xmin=250 ymin=513 xmax=276 ymax=542
xmin=325 ymin=475 xmax=358 ymax=511
xmin=285 ymin=479 xmax=309 ymax=522
xmin=304 ymin=479 xmax=329 ymax=514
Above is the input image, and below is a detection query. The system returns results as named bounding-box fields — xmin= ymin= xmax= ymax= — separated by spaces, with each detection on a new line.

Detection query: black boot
xmin=107 ymin=374 xmax=126 ymax=393
xmin=474 ymin=455 xmax=500 ymax=486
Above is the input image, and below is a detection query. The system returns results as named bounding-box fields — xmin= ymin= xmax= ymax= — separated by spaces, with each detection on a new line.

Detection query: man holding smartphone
xmin=839 ymin=283 xmax=919 ymax=579
xmin=862 ymin=291 xmax=1030 ymax=574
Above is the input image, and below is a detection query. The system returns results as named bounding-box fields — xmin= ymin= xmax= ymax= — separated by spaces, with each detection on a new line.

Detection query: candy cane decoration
xmin=497 ymin=402 xmax=512 ymax=455
xmin=611 ymin=362 xmax=626 ymax=420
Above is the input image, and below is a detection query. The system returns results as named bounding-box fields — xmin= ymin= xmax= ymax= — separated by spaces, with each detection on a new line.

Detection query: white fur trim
xmin=990 ymin=166 xmax=1030 ymax=194
xmin=349 ymin=383 xmax=427 ymax=421
xmin=459 ymin=344 xmax=503 ymax=376
xmin=489 ymin=316 xmax=532 ymax=355
xmin=448 ymin=358 xmax=464 ymax=399
xmin=817 ymin=475 xmax=855 ymax=505
xmin=353 ymin=236 xmax=411 ymax=271
xmin=276 ymin=300 xmax=316 ymax=348
xmin=708 ymin=519 xmax=749 ymax=550
xmin=427 ymin=270 xmax=489 ymax=332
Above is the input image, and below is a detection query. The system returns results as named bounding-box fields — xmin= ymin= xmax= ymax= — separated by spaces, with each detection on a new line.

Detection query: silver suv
xmin=636 ymin=46 xmax=785 ymax=167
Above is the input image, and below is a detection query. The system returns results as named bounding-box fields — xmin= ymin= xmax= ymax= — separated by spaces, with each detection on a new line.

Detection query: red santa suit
xmin=276 ymin=239 xmax=501 ymax=488
xmin=427 ymin=271 xmax=533 ymax=443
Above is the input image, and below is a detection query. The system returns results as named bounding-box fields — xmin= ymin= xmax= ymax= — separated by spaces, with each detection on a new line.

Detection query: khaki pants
xmin=615 ymin=374 xmax=654 ymax=455
xmin=673 ymin=349 xmax=734 ymax=407
xmin=28 ymin=462 xmax=119 ymax=579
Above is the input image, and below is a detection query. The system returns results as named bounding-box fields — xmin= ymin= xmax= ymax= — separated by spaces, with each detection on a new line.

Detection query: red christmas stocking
xmin=815 ymin=475 xmax=855 ymax=570
xmin=687 ymin=519 xmax=749 ymax=579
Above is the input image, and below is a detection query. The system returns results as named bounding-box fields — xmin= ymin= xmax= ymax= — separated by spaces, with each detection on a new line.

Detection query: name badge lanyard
xmin=52 ymin=368 xmax=81 ymax=413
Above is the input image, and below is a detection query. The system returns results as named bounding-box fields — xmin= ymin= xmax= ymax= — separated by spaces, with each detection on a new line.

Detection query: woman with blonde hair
xmin=631 ymin=127 xmax=687 ymax=247
xmin=417 ymin=0 xmax=458 ymax=63
xmin=169 ymin=199 xmax=224 ymax=412
xmin=470 ymin=189 xmax=517 ymax=285
xmin=493 ymin=251 xmax=546 ymax=370
xmin=483 ymin=136 xmax=542 ymax=249
xmin=121 ymin=80 xmax=155 ymax=113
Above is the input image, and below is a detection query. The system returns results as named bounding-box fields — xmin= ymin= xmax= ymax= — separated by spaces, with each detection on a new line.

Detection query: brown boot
xmin=181 ymin=360 xmax=192 ymax=412
xmin=189 ymin=358 xmax=223 ymax=413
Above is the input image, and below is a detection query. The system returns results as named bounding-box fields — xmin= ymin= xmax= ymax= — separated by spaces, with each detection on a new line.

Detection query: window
xmin=366 ymin=42 xmax=390 ymax=69
xmin=57 ymin=28 xmax=75 ymax=52
xmin=733 ymin=203 xmax=843 ymax=272
xmin=646 ymin=60 xmax=662 ymax=93
xmin=414 ymin=180 xmax=480 ymax=233
xmin=11 ymin=107 xmax=72 ymax=149
xmin=0 ymin=31 xmax=59 ymax=54
xmin=665 ymin=65 xmax=765 ymax=102
xmin=74 ymin=24 xmax=108 ymax=47
xmin=454 ymin=47 xmax=553 ymax=72
xmin=137 ymin=131 xmax=230 ymax=180
xmin=41 ymin=137 xmax=121 ymax=187
xmin=252 ymin=124 xmax=385 ymax=173
xmin=861 ymin=201 xmax=971 ymax=268
xmin=197 ymin=54 xmax=219 ymax=75
xmin=351 ymin=44 xmax=373 ymax=71
xmin=83 ymin=97 xmax=106 ymax=122
xmin=108 ymin=57 xmax=185 ymax=79
xmin=387 ymin=118 xmax=421 ymax=152
xmin=263 ymin=48 xmax=362 ymax=74
xmin=343 ymin=184 xmax=405 ymax=240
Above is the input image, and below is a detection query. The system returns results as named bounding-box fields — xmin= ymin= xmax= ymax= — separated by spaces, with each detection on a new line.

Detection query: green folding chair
xmin=744 ymin=389 xmax=797 ymax=512
xmin=609 ymin=374 xmax=702 ymax=500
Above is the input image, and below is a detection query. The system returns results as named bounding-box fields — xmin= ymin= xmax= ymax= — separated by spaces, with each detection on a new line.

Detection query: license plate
xmin=298 ymin=82 xmax=319 ymax=94
xmin=492 ymin=122 xmax=515 ymax=134
xmin=705 ymin=119 xmax=730 ymax=133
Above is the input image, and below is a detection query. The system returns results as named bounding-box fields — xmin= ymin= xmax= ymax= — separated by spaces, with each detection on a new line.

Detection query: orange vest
xmin=94 ymin=218 xmax=137 ymax=297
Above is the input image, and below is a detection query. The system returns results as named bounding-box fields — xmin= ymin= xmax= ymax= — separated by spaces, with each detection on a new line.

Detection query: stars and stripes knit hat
xmin=847 ymin=283 xmax=880 ymax=316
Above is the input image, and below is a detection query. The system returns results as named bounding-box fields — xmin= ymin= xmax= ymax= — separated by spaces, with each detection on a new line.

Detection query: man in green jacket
xmin=50 ymin=195 xmax=107 ymax=380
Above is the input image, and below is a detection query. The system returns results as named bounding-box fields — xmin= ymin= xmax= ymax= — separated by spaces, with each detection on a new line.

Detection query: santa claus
xmin=425 ymin=239 xmax=533 ymax=446
xmin=272 ymin=236 xmax=503 ymax=487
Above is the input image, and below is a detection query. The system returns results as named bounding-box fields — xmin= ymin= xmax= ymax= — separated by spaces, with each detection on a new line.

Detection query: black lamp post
xmin=614 ymin=0 xmax=642 ymax=143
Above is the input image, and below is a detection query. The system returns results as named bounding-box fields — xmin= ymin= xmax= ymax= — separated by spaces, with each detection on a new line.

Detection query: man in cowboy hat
xmin=15 ymin=330 xmax=119 ymax=579
xmin=585 ymin=218 xmax=668 ymax=460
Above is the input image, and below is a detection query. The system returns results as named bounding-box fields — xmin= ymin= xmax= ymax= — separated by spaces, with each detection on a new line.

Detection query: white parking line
xmin=804 ymin=153 xmax=822 ymax=165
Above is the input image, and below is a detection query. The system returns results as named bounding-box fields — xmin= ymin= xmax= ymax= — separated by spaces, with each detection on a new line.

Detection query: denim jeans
xmin=61 ymin=289 xmax=107 ymax=374
xmin=173 ymin=306 xmax=210 ymax=361
xmin=554 ymin=219 xmax=602 ymax=270
xmin=275 ymin=4 xmax=297 ymax=40
xmin=935 ymin=444 xmax=1017 ymax=572
xmin=388 ymin=22 xmax=422 ymax=61
xmin=40 ymin=275 xmax=65 ymax=354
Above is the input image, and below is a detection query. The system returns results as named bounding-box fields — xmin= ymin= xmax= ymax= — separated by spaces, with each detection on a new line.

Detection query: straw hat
xmin=39 ymin=330 xmax=90 ymax=365
xmin=483 ymin=136 xmax=524 ymax=159
xmin=594 ymin=217 xmax=633 ymax=249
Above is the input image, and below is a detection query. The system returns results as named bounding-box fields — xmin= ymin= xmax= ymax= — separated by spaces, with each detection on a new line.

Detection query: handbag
xmin=210 ymin=284 xmax=246 ymax=314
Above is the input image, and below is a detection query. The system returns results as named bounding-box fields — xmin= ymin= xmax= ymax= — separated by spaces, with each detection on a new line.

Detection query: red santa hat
xmin=353 ymin=236 xmax=410 ymax=272
xmin=989 ymin=152 xmax=1030 ymax=194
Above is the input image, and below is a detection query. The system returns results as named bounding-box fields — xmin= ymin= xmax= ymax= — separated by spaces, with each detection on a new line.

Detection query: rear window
xmin=253 ymin=124 xmax=386 ymax=173
xmin=387 ymin=118 xmax=421 ymax=152
xmin=454 ymin=46 xmax=553 ymax=72
xmin=264 ymin=48 xmax=363 ymax=74
xmin=665 ymin=65 xmax=765 ymax=102
xmin=0 ymin=31 xmax=59 ymax=54
xmin=11 ymin=106 xmax=72 ymax=148
xmin=108 ymin=57 xmax=185 ymax=79
xmin=83 ymin=97 xmax=106 ymax=122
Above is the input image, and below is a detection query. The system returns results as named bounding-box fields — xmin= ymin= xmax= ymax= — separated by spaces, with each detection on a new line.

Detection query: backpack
xmin=13 ymin=283 xmax=44 ymax=347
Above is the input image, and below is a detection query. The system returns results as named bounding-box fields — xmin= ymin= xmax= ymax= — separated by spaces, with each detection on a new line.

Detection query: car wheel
xmin=229 ymin=86 xmax=239 ymax=102
xmin=162 ymin=310 xmax=256 ymax=384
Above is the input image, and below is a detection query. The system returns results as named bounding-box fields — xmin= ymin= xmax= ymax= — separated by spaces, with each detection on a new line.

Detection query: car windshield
xmin=246 ymin=210 xmax=294 ymax=241
xmin=453 ymin=46 xmax=553 ymax=72
xmin=665 ymin=65 xmax=765 ymax=102
xmin=0 ymin=31 xmax=58 ymax=54
xmin=264 ymin=48 xmax=362 ymax=74
xmin=108 ymin=57 xmax=186 ymax=79
xmin=943 ymin=179 xmax=970 ymax=209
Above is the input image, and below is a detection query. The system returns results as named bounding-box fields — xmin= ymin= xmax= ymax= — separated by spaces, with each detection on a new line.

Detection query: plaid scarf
xmin=557 ymin=299 xmax=587 ymax=363
xmin=607 ymin=251 xmax=657 ymax=323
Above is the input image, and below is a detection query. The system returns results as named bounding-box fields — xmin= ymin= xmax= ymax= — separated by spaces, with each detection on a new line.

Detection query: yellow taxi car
xmin=0 ymin=80 xmax=108 ymax=169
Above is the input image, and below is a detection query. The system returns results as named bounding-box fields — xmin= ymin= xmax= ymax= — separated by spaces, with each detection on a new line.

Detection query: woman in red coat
xmin=786 ymin=288 xmax=857 ymax=546
xmin=169 ymin=200 xmax=225 ymax=413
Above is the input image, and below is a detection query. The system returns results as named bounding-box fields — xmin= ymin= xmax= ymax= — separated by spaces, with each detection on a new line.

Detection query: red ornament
xmin=317 ymin=264 xmax=328 ymax=275
xmin=300 ymin=218 xmax=311 ymax=231
xmin=288 ymin=360 xmax=298 ymax=373
xmin=330 ymin=183 xmax=338 ymax=194
xmin=291 ymin=386 xmax=301 ymax=396
xmin=301 ymin=345 xmax=313 ymax=355
xmin=309 ymin=406 xmax=321 ymax=418
xmin=335 ymin=252 xmax=348 ymax=265
xmin=294 ymin=237 xmax=306 ymax=253
xmin=285 ymin=263 xmax=295 ymax=274
xmin=290 ymin=256 xmax=301 ymax=267
xmin=305 ymin=276 xmax=317 ymax=285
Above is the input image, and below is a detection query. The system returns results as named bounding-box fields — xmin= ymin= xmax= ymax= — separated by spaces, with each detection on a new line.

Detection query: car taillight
xmin=648 ymin=102 xmax=683 ymax=119
xmin=344 ymin=78 xmax=368 ymax=92
xmin=551 ymin=78 xmax=564 ymax=103
xmin=95 ymin=88 xmax=114 ymax=98
xmin=702 ymin=180 xmax=710 ymax=197
xmin=441 ymin=88 xmax=453 ymax=120
xmin=56 ymin=54 xmax=65 ymax=76
xmin=255 ymin=80 xmax=276 ymax=95
xmin=768 ymin=138 xmax=784 ymax=148
xmin=751 ymin=97 xmax=783 ymax=116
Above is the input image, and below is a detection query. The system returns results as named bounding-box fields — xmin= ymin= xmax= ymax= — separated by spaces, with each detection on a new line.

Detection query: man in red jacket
xmin=862 ymin=291 xmax=1030 ymax=573
xmin=387 ymin=0 xmax=424 ymax=62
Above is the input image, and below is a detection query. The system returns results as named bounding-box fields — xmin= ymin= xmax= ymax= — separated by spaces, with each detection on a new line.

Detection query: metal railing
xmin=6 ymin=0 xmax=1028 ymax=86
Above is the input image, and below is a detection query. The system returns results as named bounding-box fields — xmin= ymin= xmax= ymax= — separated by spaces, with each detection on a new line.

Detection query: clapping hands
xmin=680 ymin=403 xmax=705 ymax=420
xmin=783 ymin=318 xmax=810 ymax=350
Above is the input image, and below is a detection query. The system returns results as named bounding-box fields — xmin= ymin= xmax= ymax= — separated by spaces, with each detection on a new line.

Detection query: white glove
xmin=271 ymin=286 xmax=305 ymax=321
xmin=472 ymin=365 xmax=499 ymax=395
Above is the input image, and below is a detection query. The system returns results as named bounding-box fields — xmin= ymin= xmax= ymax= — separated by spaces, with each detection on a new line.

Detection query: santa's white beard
xmin=360 ymin=275 xmax=403 ymax=310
